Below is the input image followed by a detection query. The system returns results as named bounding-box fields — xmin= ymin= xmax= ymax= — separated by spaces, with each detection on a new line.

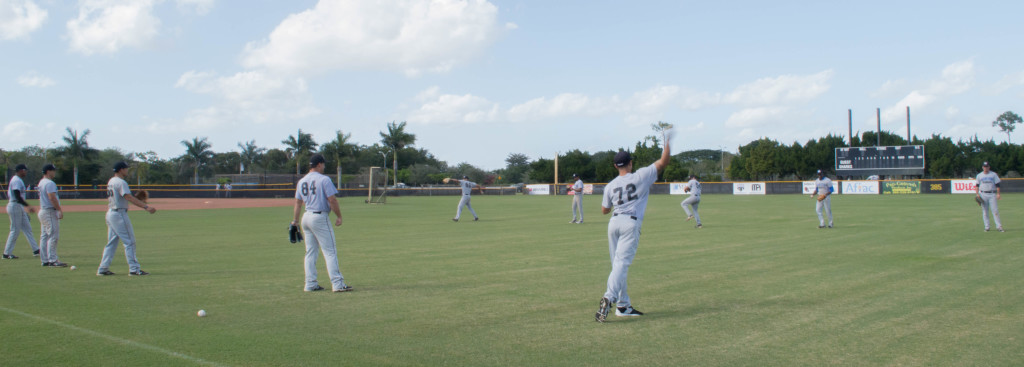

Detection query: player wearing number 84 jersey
xmin=595 ymin=138 xmax=672 ymax=322
xmin=292 ymin=154 xmax=352 ymax=293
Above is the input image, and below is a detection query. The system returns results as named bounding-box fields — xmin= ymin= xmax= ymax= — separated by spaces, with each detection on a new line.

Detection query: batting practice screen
xmin=835 ymin=145 xmax=925 ymax=176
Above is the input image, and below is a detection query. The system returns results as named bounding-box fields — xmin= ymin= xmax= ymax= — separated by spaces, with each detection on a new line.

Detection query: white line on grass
xmin=0 ymin=306 xmax=226 ymax=367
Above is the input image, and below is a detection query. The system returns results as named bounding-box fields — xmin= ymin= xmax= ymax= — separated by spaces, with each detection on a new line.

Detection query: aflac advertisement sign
xmin=950 ymin=179 xmax=977 ymax=194
xmin=843 ymin=181 xmax=879 ymax=195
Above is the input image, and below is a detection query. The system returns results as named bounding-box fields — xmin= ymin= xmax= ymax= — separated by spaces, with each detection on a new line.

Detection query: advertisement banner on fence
xmin=525 ymin=184 xmax=550 ymax=195
xmin=882 ymin=181 xmax=921 ymax=194
xmin=802 ymin=181 xmax=839 ymax=195
xmin=922 ymin=181 xmax=947 ymax=194
xmin=733 ymin=182 xmax=766 ymax=195
xmin=565 ymin=184 xmax=594 ymax=195
xmin=843 ymin=181 xmax=879 ymax=195
xmin=670 ymin=182 xmax=689 ymax=195
xmin=950 ymin=179 xmax=977 ymax=194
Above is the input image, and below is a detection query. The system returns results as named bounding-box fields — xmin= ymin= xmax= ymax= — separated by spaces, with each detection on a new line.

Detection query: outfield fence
xmin=9 ymin=178 xmax=1021 ymax=200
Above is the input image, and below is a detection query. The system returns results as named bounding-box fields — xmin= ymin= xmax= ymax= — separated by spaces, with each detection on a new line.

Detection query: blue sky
xmin=2 ymin=0 xmax=1023 ymax=170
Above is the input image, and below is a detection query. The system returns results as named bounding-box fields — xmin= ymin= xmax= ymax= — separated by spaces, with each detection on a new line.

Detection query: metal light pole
xmin=379 ymin=151 xmax=387 ymax=185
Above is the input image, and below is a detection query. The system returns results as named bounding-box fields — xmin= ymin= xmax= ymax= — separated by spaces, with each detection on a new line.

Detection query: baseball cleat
xmin=305 ymin=285 xmax=324 ymax=292
xmin=41 ymin=262 xmax=53 ymax=266
xmin=452 ymin=218 xmax=458 ymax=222
xmin=818 ymin=225 xmax=825 ymax=229
xmin=595 ymin=297 xmax=611 ymax=323
xmin=686 ymin=215 xmax=694 ymax=222
xmin=696 ymin=224 xmax=702 ymax=229
xmin=33 ymin=250 xmax=39 ymax=257
xmin=333 ymin=285 xmax=354 ymax=292
xmin=51 ymin=262 xmax=68 ymax=268
xmin=473 ymin=217 xmax=479 ymax=221
xmin=2 ymin=254 xmax=18 ymax=259
xmin=97 ymin=270 xmax=115 ymax=276
xmin=985 ymin=228 xmax=990 ymax=232
xmin=828 ymin=225 xmax=833 ymax=228
xmin=129 ymin=270 xmax=150 ymax=276
xmin=615 ymin=306 xmax=644 ymax=317
xmin=570 ymin=220 xmax=577 ymax=224
xmin=577 ymin=221 xmax=583 ymax=224
xmin=998 ymin=227 xmax=1005 ymax=232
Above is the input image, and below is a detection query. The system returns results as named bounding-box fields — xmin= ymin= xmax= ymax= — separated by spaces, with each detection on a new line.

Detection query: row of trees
xmin=2 ymin=112 xmax=1022 ymax=187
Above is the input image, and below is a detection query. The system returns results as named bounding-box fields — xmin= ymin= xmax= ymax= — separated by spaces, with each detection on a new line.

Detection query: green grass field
xmin=1 ymin=194 xmax=1022 ymax=366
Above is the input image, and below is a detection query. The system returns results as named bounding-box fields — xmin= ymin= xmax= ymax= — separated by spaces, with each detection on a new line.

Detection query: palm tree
xmin=282 ymin=129 xmax=318 ymax=174
xmin=60 ymin=127 xmax=96 ymax=188
xmin=181 ymin=137 xmax=214 ymax=185
xmin=320 ymin=130 xmax=355 ymax=188
xmin=379 ymin=121 xmax=416 ymax=186
xmin=237 ymin=140 xmax=267 ymax=174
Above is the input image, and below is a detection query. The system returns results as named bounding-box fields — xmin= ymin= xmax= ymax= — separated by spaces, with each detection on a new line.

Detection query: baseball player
xmin=97 ymin=161 xmax=157 ymax=276
xmin=292 ymin=154 xmax=352 ymax=292
xmin=570 ymin=173 xmax=584 ymax=223
xmin=812 ymin=169 xmax=833 ymax=228
xmin=681 ymin=174 xmax=702 ymax=229
xmin=451 ymin=175 xmax=482 ymax=222
xmin=4 ymin=164 xmax=40 ymax=259
xmin=595 ymin=141 xmax=672 ymax=323
xmin=975 ymin=161 xmax=1003 ymax=232
xmin=37 ymin=164 xmax=67 ymax=267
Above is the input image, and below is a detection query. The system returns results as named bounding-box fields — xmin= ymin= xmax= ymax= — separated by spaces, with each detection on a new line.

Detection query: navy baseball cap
xmin=572 ymin=173 xmax=578 ymax=178
xmin=309 ymin=154 xmax=326 ymax=166
xmin=817 ymin=169 xmax=823 ymax=174
xmin=982 ymin=161 xmax=990 ymax=167
xmin=462 ymin=175 xmax=468 ymax=179
xmin=113 ymin=161 xmax=129 ymax=172
xmin=14 ymin=164 xmax=27 ymax=171
xmin=42 ymin=164 xmax=56 ymax=173
xmin=614 ymin=151 xmax=632 ymax=167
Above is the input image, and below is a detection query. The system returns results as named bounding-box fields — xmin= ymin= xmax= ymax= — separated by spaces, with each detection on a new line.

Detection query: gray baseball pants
xmin=98 ymin=209 xmax=141 ymax=273
xmin=302 ymin=211 xmax=345 ymax=291
xmin=681 ymin=195 xmax=701 ymax=225
xmin=571 ymin=194 xmax=583 ymax=222
xmin=604 ymin=215 xmax=640 ymax=308
xmin=816 ymin=195 xmax=833 ymax=227
xmin=455 ymin=195 xmax=477 ymax=220
xmin=5 ymin=202 xmax=39 ymax=255
xmin=38 ymin=208 xmax=60 ymax=264
xmin=979 ymin=193 xmax=1002 ymax=230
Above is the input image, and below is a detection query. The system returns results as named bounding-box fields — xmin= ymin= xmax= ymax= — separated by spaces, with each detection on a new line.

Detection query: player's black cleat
xmin=97 ymin=270 xmax=115 ymax=276
xmin=452 ymin=218 xmax=458 ymax=222
xmin=828 ymin=225 xmax=833 ymax=228
xmin=998 ymin=227 xmax=1005 ymax=232
xmin=51 ymin=262 xmax=68 ymax=268
xmin=129 ymin=270 xmax=150 ymax=276
xmin=473 ymin=217 xmax=479 ymax=221
xmin=33 ymin=250 xmax=39 ymax=257
xmin=305 ymin=285 xmax=324 ymax=292
xmin=41 ymin=262 xmax=52 ymax=266
xmin=595 ymin=297 xmax=611 ymax=323
xmin=696 ymin=224 xmax=702 ymax=229
xmin=818 ymin=225 xmax=824 ymax=229
xmin=615 ymin=306 xmax=644 ymax=317
xmin=333 ymin=285 xmax=354 ymax=292
xmin=2 ymin=254 xmax=18 ymax=259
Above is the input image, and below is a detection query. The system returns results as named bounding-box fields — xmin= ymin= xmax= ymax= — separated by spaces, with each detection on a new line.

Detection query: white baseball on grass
xmin=70 ymin=265 xmax=77 ymax=270
xmin=197 ymin=309 xmax=207 ymax=317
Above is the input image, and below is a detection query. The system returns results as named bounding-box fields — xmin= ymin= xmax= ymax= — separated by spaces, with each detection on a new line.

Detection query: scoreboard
xmin=835 ymin=145 xmax=925 ymax=176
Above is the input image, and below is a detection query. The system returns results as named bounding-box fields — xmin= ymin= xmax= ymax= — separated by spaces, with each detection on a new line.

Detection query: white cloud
xmin=993 ymin=70 xmax=1024 ymax=94
xmin=870 ymin=79 xmax=907 ymax=98
xmin=241 ymin=0 xmax=504 ymax=76
xmin=724 ymin=70 xmax=833 ymax=105
xmin=725 ymin=107 xmax=790 ymax=128
xmin=945 ymin=106 xmax=959 ymax=119
xmin=175 ymin=0 xmax=213 ymax=15
xmin=0 ymin=0 xmax=47 ymax=41
xmin=165 ymin=70 xmax=319 ymax=133
xmin=408 ymin=91 xmax=499 ymax=125
xmin=1 ymin=121 xmax=33 ymax=143
xmin=66 ymin=0 xmax=160 ymax=55
xmin=507 ymin=93 xmax=596 ymax=121
xmin=16 ymin=72 xmax=55 ymax=87
xmin=881 ymin=60 xmax=974 ymax=123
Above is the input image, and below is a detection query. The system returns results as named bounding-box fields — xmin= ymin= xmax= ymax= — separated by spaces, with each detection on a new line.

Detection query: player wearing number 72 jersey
xmin=594 ymin=138 xmax=672 ymax=322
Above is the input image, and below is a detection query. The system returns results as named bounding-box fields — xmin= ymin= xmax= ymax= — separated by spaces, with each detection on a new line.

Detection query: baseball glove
xmin=443 ymin=177 xmax=451 ymax=184
xmin=134 ymin=190 xmax=149 ymax=203
xmin=817 ymin=194 xmax=827 ymax=202
xmin=975 ymin=195 xmax=984 ymax=206
xmin=288 ymin=223 xmax=303 ymax=243
xmin=684 ymin=186 xmax=691 ymax=193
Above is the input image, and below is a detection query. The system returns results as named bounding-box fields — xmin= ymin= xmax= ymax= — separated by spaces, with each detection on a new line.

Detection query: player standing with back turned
xmin=570 ymin=173 xmax=584 ymax=223
xmin=595 ymin=131 xmax=672 ymax=322
xmin=451 ymin=175 xmax=481 ymax=222
xmin=4 ymin=164 xmax=40 ymax=259
xmin=292 ymin=154 xmax=352 ymax=292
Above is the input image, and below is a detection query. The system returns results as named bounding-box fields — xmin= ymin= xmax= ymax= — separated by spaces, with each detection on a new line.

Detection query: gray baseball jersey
xmin=602 ymin=163 xmax=658 ymax=223
xmin=976 ymin=171 xmax=1000 ymax=192
xmin=460 ymin=180 xmax=477 ymax=195
xmin=573 ymin=179 xmax=583 ymax=195
xmin=687 ymin=178 xmax=701 ymax=196
xmin=7 ymin=175 xmax=25 ymax=203
xmin=295 ymin=171 xmax=338 ymax=212
xmin=107 ymin=177 xmax=130 ymax=210
xmin=38 ymin=178 xmax=58 ymax=209
xmin=813 ymin=177 xmax=832 ymax=195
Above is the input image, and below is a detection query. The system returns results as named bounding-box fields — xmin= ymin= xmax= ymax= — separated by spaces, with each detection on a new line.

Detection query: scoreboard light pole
xmin=876 ymin=108 xmax=881 ymax=147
